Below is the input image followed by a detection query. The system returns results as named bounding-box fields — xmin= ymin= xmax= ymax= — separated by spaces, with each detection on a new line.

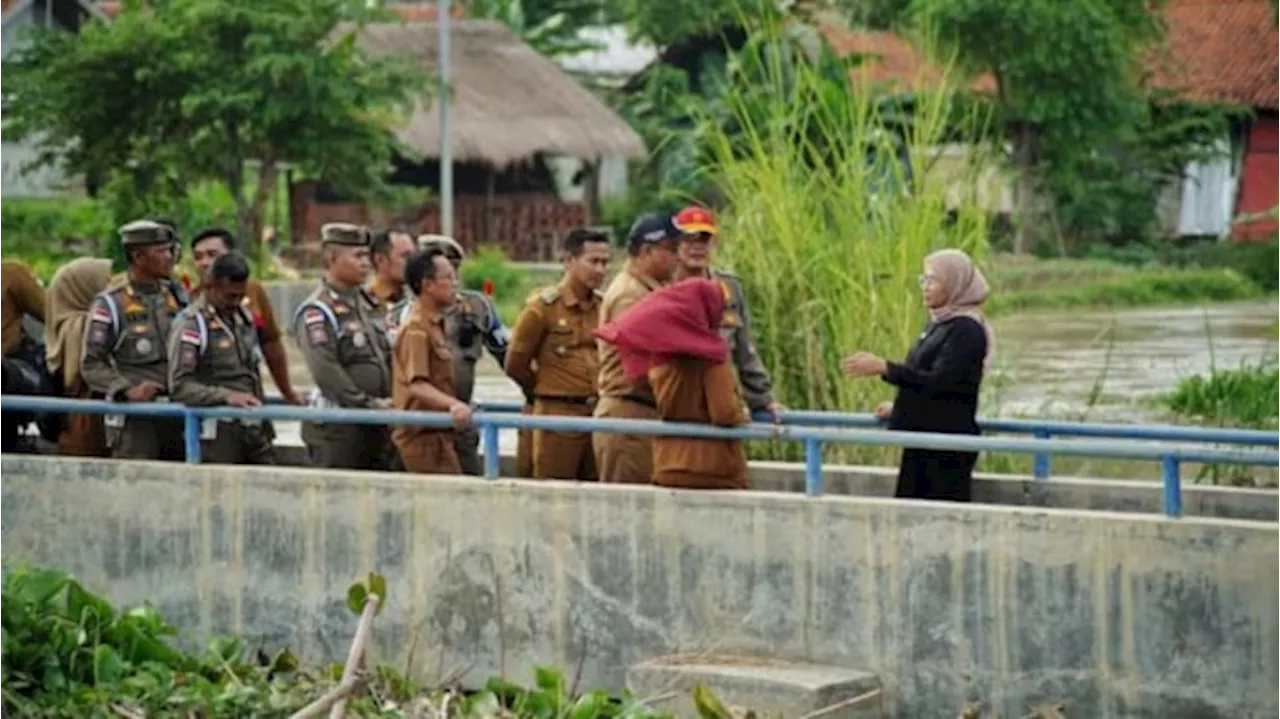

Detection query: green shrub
xmin=2 ymin=565 xmax=680 ymax=717
xmin=987 ymin=267 xmax=1262 ymax=316
xmin=460 ymin=245 xmax=529 ymax=302
xmin=1163 ymin=360 xmax=1279 ymax=429
xmin=1084 ymin=237 xmax=1280 ymax=292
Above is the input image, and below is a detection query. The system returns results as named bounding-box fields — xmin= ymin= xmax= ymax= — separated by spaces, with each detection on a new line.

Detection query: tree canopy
xmin=2 ymin=0 xmax=427 ymax=246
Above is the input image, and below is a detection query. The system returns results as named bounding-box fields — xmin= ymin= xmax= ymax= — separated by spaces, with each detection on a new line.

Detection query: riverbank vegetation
xmin=1163 ymin=360 xmax=1279 ymax=430
xmin=2 ymin=566 xmax=716 ymax=718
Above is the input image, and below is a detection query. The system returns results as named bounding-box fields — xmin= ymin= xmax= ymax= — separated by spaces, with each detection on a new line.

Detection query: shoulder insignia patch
xmin=539 ymin=286 xmax=560 ymax=305
xmin=303 ymin=308 xmax=326 ymax=325
xmin=90 ymin=305 xmax=113 ymax=324
xmin=180 ymin=328 xmax=202 ymax=346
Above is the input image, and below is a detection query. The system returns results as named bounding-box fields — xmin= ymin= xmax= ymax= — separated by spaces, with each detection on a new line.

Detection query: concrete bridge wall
xmin=2 ymin=455 xmax=1275 ymax=718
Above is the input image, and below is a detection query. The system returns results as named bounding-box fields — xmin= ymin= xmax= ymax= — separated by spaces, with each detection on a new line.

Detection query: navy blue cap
xmin=626 ymin=212 xmax=681 ymax=251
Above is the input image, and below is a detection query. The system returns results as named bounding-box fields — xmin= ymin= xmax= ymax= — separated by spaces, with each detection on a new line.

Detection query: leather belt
xmin=535 ymin=395 xmax=598 ymax=407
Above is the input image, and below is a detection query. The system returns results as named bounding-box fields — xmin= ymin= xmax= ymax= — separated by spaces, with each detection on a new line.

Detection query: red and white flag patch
xmin=303 ymin=308 xmax=326 ymax=325
xmin=90 ymin=305 xmax=112 ymax=324
xmin=180 ymin=329 xmax=202 ymax=346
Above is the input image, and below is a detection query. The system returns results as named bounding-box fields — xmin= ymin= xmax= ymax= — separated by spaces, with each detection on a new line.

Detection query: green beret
xmin=118 ymin=219 xmax=177 ymax=247
xmin=321 ymin=222 xmax=371 ymax=247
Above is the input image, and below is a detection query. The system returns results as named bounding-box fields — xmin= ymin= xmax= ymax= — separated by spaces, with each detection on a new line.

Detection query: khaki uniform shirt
xmin=292 ymin=280 xmax=392 ymax=408
xmin=445 ymin=289 xmax=509 ymax=403
xmin=194 ymin=279 xmax=281 ymax=344
xmin=596 ymin=260 xmax=663 ymax=403
xmin=1 ymin=261 xmax=46 ymax=356
xmin=703 ymin=269 xmax=776 ymax=412
xmin=387 ymin=290 xmax=510 ymax=404
xmin=505 ymin=280 xmax=601 ymax=400
xmin=81 ymin=277 xmax=189 ymax=399
xmin=391 ymin=303 xmax=456 ymax=447
xmin=168 ymin=295 xmax=264 ymax=406
xmin=367 ymin=275 xmax=405 ymax=312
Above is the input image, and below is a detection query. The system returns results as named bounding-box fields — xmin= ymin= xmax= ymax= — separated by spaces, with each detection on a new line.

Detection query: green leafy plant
xmin=462 ymin=246 xmax=532 ymax=302
xmin=0 ymin=566 xmax=711 ymax=717
xmin=1164 ymin=360 xmax=1279 ymax=430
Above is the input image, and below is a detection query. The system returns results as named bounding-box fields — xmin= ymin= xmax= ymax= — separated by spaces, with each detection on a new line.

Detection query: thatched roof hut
xmin=352 ymin=19 xmax=647 ymax=169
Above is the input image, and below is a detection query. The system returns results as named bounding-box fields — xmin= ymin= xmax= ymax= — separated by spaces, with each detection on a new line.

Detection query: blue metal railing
xmin=3 ymin=395 xmax=1277 ymax=518
xmin=468 ymin=401 xmax=1278 ymax=481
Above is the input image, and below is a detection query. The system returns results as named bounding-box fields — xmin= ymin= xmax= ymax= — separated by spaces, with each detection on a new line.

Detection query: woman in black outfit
xmin=841 ymin=249 xmax=993 ymax=502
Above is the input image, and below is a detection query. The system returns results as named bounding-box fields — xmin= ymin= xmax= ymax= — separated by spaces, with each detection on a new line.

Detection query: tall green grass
xmin=697 ymin=24 xmax=989 ymax=461
xmin=1164 ymin=360 xmax=1279 ymax=430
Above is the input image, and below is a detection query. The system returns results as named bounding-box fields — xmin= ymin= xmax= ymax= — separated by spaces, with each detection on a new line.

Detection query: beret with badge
xmin=321 ymin=222 xmax=371 ymax=247
xmin=118 ymin=219 xmax=178 ymax=247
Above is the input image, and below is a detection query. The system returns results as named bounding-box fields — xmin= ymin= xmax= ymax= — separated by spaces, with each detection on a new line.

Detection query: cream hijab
xmin=44 ymin=258 xmax=113 ymax=390
xmin=925 ymin=249 xmax=995 ymax=367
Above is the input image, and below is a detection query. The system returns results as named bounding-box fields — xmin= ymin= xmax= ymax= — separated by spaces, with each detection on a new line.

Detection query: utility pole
xmin=437 ymin=0 xmax=454 ymax=239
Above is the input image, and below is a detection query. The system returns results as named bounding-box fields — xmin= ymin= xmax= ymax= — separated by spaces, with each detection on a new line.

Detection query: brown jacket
xmin=391 ymin=303 xmax=456 ymax=449
xmin=505 ymin=280 xmax=601 ymax=400
xmin=596 ymin=260 xmax=663 ymax=404
xmin=1 ymin=261 xmax=45 ymax=356
xmin=648 ymin=357 xmax=750 ymax=489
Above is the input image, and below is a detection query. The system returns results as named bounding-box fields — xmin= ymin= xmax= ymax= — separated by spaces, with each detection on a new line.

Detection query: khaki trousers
xmin=400 ymin=432 xmax=462 ymax=475
xmin=592 ymin=396 xmax=658 ymax=484
xmin=532 ymin=400 xmax=596 ymax=480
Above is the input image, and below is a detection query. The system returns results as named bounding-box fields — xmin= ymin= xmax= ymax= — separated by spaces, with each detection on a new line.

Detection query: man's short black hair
xmin=404 ymin=248 xmax=447 ymax=297
xmin=207 ymin=252 xmax=251 ymax=284
xmin=563 ymin=228 xmax=611 ymax=257
xmin=371 ymin=227 xmax=412 ymax=257
xmin=191 ymin=227 xmax=236 ymax=251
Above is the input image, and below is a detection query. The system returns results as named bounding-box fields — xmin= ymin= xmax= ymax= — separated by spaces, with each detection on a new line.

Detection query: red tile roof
xmin=818 ymin=22 xmax=996 ymax=94
xmin=1147 ymin=0 xmax=1278 ymax=110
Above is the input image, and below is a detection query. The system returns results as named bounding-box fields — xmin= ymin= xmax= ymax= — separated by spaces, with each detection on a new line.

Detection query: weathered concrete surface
xmin=3 ymin=455 xmax=1276 ymax=718
xmin=269 ymin=444 xmax=1278 ymax=521
xmin=627 ymin=656 xmax=882 ymax=718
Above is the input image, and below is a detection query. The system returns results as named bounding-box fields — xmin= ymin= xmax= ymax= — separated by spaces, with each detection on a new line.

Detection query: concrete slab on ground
xmin=627 ymin=655 xmax=883 ymax=719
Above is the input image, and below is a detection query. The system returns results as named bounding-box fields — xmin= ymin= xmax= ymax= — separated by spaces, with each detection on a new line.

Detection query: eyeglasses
xmin=918 ymin=274 xmax=939 ymax=288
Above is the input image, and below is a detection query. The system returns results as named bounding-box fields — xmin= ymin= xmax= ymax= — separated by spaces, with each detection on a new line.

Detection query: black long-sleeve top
xmin=882 ymin=316 xmax=988 ymax=435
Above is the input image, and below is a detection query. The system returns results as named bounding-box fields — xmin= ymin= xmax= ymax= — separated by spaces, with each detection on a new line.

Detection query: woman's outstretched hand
xmin=841 ymin=352 xmax=888 ymax=378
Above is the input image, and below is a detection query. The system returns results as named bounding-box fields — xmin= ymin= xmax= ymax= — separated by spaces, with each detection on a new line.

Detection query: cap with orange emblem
xmin=673 ymin=206 xmax=718 ymax=237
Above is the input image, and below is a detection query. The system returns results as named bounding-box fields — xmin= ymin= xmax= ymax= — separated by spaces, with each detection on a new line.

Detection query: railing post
xmin=1161 ymin=455 xmax=1182 ymax=518
xmin=183 ymin=410 xmax=202 ymax=464
xmin=1033 ymin=430 xmax=1051 ymax=479
xmin=481 ymin=420 xmax=499 ymax=479
xmin=804 ymin=438 xmax=823 ymax=496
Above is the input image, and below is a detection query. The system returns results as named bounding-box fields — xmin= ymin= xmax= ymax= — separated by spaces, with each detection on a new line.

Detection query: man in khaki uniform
xmin=417 ymin=235 xmax=511 ymax=475
xmin=169 ymin=252 xmax=273 ymax=464
xmin=593 ymin=212 xmax=683 ymax=483
xmin=1 ymin=261 xmax=45 ymax=357
xmin=81 ymin=219 xmax=190 ymax=460
xmin=1 ymin=260 xmax=49 ymax=452
xmin=505 ymin=229 xmax=612 ymax=479
xmin=671 ymin=206 xmax=785 ymax=421
xmin=391 ymin=249 xmax=472 ymax=473
xmin=367 ymin=228 xmax=415 ymax=310
xmin=189 ymin=227 xmax=301 ymax=405
xmin=292 ymin=223 xmax=397 ymax=470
